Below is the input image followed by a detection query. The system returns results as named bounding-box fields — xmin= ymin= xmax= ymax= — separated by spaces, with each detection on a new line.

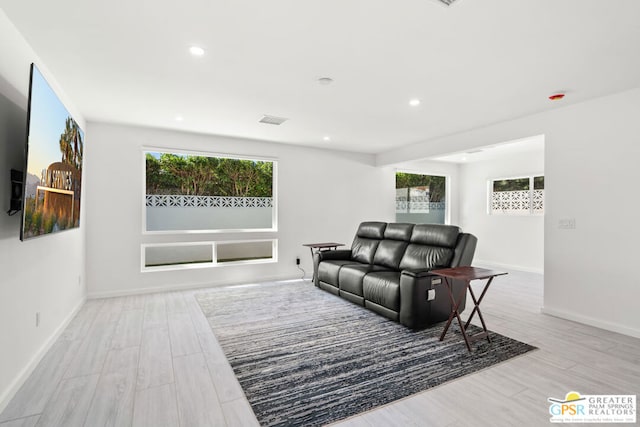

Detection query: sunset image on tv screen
xmin=21 ymin=65 xmax=84 ymax=240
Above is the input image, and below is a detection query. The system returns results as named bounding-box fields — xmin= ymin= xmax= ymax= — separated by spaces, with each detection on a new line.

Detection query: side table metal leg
xmin=310 ymin=248 xmax=318 ymax=286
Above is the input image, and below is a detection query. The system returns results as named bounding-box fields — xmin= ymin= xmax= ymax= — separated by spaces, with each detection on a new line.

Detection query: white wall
xmin=458 ymin=149 xmax=544 ymax=273
xmin=85 ymin=122 xmax=395 ymax=297
xmin=0 ymin=9 xmax=86 ymax=413
xmin=542 ymin=89 xmax=640 ymax=337
xmin=378 ymin=88 xmax=640 ymax=338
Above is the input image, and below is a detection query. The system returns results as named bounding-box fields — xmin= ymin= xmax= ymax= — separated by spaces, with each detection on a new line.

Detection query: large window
xmin=395 ymin=172 xmax=447 ymax=224
xmin=142 ymin=148 xmax=277 ymax=271
xmin=141 ymin=240 xmax=277 ymax=271
xmin=144 ymin=150 xmax=276 ymax=232
xmin=490 ymin=175 xmax=544 ymax=215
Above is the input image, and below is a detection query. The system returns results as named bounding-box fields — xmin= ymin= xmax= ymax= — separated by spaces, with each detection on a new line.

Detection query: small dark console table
xmin=430 ymin=266 xmax=507 ymax=352
xmin=302 ymin=242 xmax=344 ymax=260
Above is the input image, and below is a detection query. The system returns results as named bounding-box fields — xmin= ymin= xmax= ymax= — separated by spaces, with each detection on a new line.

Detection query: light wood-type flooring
xmin=1 ymin=271 xmax=638 ymax=426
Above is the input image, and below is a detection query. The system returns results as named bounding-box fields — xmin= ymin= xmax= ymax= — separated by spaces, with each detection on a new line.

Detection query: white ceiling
xmin=432 ymin=134 xmax=545 ymax=163
xmin=1 ymin=0 xmax=639 ymax=154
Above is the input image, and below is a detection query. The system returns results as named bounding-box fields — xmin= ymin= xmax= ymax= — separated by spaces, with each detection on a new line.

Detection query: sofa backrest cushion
xmin=399 ymin=244 xmax=454 ymax=271
xmin=351 ymin=238 xmax=380 ymax=264
xmin=351 ymin=222 xmax=387 ymax=264
xmin=384 ymin=223 xmax=414 ymax=241
xmin=373 ymin=240 xmax=409 ymax=270
xmin=350 ymin=222 xmax=463 ymax=268
xmin=410 ymin=224 xmax=460 ymax=247
xmin=398 ymin=224 xmax=460 ymax=270
xmin=356 ymin=222 xmax=387 ymax=239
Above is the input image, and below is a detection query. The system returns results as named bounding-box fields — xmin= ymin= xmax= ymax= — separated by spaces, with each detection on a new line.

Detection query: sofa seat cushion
xmin=363 ymin=271 xmax=401 ymax=312
xmin=318 ymin=260 xmax=358 ymax=286
xmin=339 ymin=264 xmax=389 ymax=296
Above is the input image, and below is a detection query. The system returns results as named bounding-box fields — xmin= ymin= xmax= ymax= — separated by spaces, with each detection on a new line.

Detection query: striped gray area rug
xmin=196 ymin=280 xmax=536 ymax=427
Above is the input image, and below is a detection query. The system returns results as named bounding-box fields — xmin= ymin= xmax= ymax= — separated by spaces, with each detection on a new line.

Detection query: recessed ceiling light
xmin=323 ymin=136 xmax=331 ymax=141
xmin=175 ymin=115 xmax=184 ymax=121
xmin=189 ymin=46 xmax=205 ymax=56
xmin=409 ymin=99 xmax=421 ymax=107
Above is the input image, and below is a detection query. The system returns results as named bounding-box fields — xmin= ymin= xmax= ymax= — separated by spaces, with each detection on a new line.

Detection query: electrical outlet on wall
xmin=558 ymin=218 xmax=576 ymax=229
xmin=296 ymin=257 xmax=300 ymax=265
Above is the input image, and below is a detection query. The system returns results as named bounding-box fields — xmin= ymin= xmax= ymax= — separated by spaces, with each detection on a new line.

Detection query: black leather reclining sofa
xmin=313 ymin=222 xmax=477 ymax=329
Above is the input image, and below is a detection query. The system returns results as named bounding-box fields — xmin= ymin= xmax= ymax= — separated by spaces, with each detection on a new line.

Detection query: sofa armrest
xmin=312 ymin=249 xmax=352 ymax=286
xmin=316 ymin=249 xmax=352 ymax=261
xmin=401 ymin=266 xmax=451 ymax=278
xmin=399 ymin=269 xmax=453 ymax=328
xmin=401 ymin=268 xmax=434 ymax=279
xmin=399 ymin=272 xmax=435 ymax=328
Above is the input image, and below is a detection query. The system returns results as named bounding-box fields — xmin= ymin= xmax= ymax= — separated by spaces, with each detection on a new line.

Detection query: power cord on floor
xmin=297 ymin=265 xmax=307 ymax=281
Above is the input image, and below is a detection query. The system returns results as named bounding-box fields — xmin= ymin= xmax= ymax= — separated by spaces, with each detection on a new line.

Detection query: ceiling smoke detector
xmin=259 ymin=115 xmax=288 ymax=125
xmin=549 ymin=93 xmax=566 ymax=101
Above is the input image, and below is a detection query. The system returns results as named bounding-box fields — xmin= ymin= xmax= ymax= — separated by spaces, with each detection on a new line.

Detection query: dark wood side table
xmin=302 ymin=242 xmax=345 ymax=260
xmin=430 ymin=266 xmax=507 ymax=352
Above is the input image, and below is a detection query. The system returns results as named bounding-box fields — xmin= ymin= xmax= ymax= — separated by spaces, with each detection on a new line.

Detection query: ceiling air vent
xmin=259 ymin=115 xmax=288 ymax=126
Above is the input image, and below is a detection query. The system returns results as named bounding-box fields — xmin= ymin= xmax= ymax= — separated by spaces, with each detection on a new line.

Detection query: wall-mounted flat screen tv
xmin=21 ymin=64 xmax=84 ymax=240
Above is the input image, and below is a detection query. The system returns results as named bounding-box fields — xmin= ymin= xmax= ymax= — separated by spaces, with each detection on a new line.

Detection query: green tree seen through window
xmin=146 ymin=153 xmax=273 ymax=197
xmin=395 ymin=172 xmax=445 ymax=202
xmin=493 ymin=177 xmax=530 ymax=192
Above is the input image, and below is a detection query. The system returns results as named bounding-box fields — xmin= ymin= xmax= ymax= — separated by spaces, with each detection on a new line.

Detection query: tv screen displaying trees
xmin=21 ymin=64 xmax=84 ymax=240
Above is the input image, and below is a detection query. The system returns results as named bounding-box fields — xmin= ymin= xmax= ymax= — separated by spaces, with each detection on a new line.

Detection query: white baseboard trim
xmin=541 ymin=306 xmax=640 ymax=339
xmin=86 ymin=273 xmax=301 ymax=299
xmin=473 ymin=259 xmax=544 ymax=274
xmin=0 ymin=296 xmax=86 ymax=415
